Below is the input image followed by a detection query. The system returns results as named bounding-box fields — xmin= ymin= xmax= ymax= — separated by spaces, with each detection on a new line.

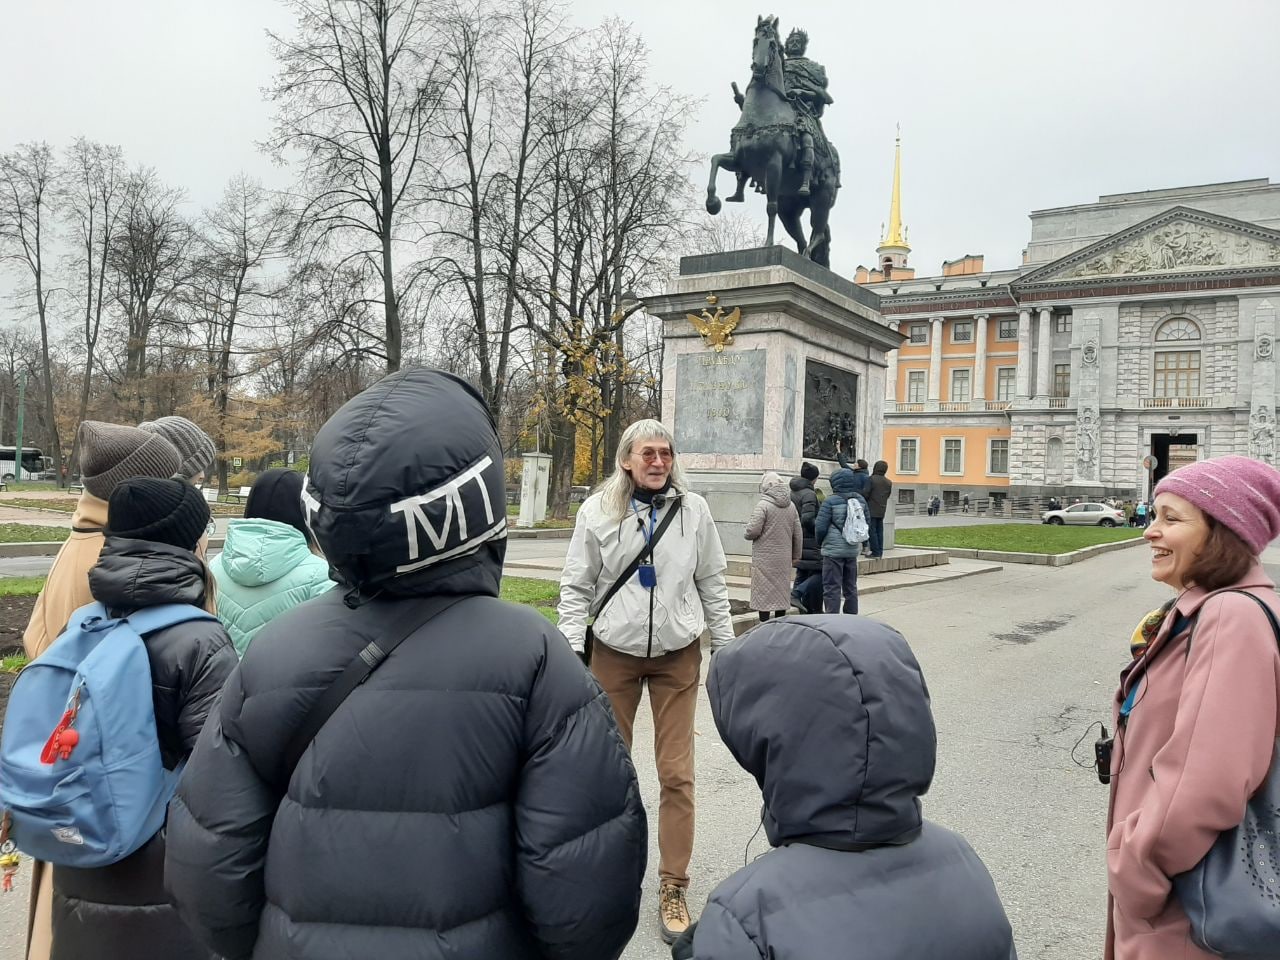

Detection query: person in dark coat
xmin=788 ymin=463 xmax=822 ymax=614
xmin=50 ymin=477 xmax=237 ymax=960
xmin=865 ymin=460 xmax=893 ymax=558
xmin=165 ymin=368 xmax=648 ymax=960
xmin=673 ymin=615 xmax=1017 ymax=960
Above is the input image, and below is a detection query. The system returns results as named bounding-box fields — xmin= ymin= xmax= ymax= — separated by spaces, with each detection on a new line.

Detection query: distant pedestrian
xmin=744 ymin=472 xmax=802 ymax=622
xmin=814 ymin=467 xmax=870 ymax=614
xmin=865 ymin=461 xmax=893 ymax=559
xmin=962 ymin=494 xmax=971 ymax=514
xmin=1135 ymin=500 xmax=1148 ymax=528
xmin=673 ymin=615 xmax=1017 ymax=960
xmin=789 ymin=463 xmax=823 ymax=614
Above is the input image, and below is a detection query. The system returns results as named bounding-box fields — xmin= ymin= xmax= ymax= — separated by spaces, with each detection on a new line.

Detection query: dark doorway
xmin=1150 ymin=433 xmax=1200 ymax=488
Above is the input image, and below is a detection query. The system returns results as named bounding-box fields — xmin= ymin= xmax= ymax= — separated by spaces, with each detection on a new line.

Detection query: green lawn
xmin=3 ymin=497 xmax=77 ymax=513
xmin=0 ymin=576 xmax=46 ymax=596
xmin=895 ymin=523 xmax=1143 ymax=555
xmin=499 ymin=576 xmax=560 ymax=624
xmin=0 ymin=523 xmax=69 ymax=543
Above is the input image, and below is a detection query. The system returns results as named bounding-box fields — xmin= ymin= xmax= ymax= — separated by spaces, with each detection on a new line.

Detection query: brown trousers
xmin=591 ymin=639 xmax=700 ymax=887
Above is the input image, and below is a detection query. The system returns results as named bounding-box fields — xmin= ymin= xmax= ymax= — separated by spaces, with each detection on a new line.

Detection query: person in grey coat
xmin=672 ymin=615 xmax=1017 ymax=960
xmin=743 ymin=472 xmax=801 ymax=621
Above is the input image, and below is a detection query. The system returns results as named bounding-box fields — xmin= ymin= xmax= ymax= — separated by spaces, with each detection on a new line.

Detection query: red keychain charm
xmin=40 ymin=690 xmax=82 ymax=765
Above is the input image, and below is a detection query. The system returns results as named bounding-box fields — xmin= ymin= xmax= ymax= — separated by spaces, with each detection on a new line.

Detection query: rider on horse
xmin=781 ymin=29 xmax=837 ymax=197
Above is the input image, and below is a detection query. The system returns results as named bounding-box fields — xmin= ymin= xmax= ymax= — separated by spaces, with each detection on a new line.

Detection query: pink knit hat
xmin=1154 ymin=455 xmax=1280 ymax=554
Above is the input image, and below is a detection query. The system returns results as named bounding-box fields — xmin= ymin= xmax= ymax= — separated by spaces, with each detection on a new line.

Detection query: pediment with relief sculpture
xmin=1015 ymin=206 xmax=1280 ymax=287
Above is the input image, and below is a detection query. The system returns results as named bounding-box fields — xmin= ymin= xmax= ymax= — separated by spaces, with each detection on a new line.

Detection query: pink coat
xmin=1106 ymin=563 xmax=1280 ymax=960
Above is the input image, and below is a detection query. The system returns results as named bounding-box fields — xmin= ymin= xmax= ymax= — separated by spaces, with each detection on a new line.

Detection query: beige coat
xmin=744 ymin=481 xmax=802 ymax=612
xmin=22 ymin=494 xmax=108 ymax=660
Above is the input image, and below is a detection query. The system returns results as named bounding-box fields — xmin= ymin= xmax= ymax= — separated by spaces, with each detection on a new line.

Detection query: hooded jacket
xmin=50 ymin=537 xmax=236 ymax=960
xmin=866 ymin=461 xmax=893 ymax=519
xmin=22 ymin=494 xmax=109 ymax=660
xmin=165 ymin=369 xmax=647 ymax=960
xmin=1105 ymin=565 xmax=1280 ymax=960
xmin=695 ymin=616 xmax=1017 ymax=959
xmin=744 ymin=478 xmax=801 ymax=612
xmin=558 ymin=484 xmax=734 ymax=657
xmin=814 ymin=468 xmax=871 ymax=558
xmin=210 ymin=518 xmax=333 ymax=656
xmin=788 ymin=476 xmax=821 ymax=572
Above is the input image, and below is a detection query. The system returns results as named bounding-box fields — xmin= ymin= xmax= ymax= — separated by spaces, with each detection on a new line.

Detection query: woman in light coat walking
xmin=744 ymin=472 xmax=802 ymax=621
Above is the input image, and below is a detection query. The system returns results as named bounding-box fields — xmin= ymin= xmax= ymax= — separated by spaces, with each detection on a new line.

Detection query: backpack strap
xmin=122 ymin=604 xmax=219 ymax=637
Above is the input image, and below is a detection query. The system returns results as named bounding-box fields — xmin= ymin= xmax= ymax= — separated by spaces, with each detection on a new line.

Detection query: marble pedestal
xmin=644 ymin=246 xmax=903 ymax=555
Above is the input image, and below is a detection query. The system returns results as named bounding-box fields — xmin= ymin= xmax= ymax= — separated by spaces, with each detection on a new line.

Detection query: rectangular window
xmin=996 ymin=367 xmax=1016 ymax=402
xmin=989 ymin=439 xmax=1009 ymax=475
xmin=997 ymin=318 xmax=1018 ymax=340
xmin=951 ymin=321 xmax=973 ymax=343
xmin=898 ymin=438 xmax=919 ymax=474
xmin=906 ymin=370 xmax=926 ymax=402
xmin=1153 ymin=351 xmax=1201 ymax=398
xmin=909 ymin=323 xmax=929 ymax=344
xmin=950 ymin=369 xmax=971 ymax=402
xmin=1055 ymin=313 xmax=1071 ymax=334
xmin=1054 ymin=363 xmax=1071 ymax=398
xmin=897 ymin=488 xmax=915 ymax=505
xmin=943 ymin=438 xmax=963 ymax=474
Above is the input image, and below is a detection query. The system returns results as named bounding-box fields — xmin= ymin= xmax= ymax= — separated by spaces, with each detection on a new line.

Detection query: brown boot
xmin=659 ymin=881 xmax=692 ymax=944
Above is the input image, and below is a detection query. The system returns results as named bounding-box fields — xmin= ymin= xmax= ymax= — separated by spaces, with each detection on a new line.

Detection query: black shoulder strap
xmin=590 ymin=497 xmax=681 ymax=622
xmin=282 ymin=593 xmax=468 ymax=780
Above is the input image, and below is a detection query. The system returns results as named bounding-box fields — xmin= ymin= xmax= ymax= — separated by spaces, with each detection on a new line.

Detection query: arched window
xmin=1153 ymin=317 xmax=1202 ymax=398
xmin=1046 ymin=437 xmax=1064 ymax=482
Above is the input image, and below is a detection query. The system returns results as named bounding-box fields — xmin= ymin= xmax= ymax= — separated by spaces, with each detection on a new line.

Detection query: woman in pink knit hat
xmin=1106 ymin=455 xmax=1280 ymax=960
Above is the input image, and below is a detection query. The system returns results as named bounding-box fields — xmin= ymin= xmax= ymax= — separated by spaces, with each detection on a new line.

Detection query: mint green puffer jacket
xmin=210 ymin=519 xmax=333 ymax=656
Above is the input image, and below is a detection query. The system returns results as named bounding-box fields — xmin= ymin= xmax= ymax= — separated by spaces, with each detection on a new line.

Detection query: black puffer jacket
xmin=788 ymin=476 xmax=822 ymax=572
xmin=51 ymin=538 xmax=236 ymax=960
xmin=165 ymin=368 xmax=647 ymax=960
xmin=694 ymin=616 xmax=1017 ymax=959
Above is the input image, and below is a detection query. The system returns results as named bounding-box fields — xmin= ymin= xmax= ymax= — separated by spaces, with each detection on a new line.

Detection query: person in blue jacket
xmin=673 ymin=615 xmax=1017 ymax=960
xmin=813 ymin=467 xmax=870 ymax=614
xmin=209 ymin=469 xmax=333 ymax=656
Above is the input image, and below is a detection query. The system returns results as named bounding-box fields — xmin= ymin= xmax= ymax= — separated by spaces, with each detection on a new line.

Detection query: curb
xmin=906 ymin=535 xmax=1145 ymax=567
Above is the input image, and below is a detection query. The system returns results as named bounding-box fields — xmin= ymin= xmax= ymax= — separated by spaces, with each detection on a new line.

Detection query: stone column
xmin=973 ymin=314 xmax=989 ymax=402
xmin=1016 ymin=308 xmax=1032 ymax=399
xmin=928 ymin=317 xmax=943 ymax=401
xmin=885 ymin=321 xmax=900 ymax=402
xmin=1036 ymin=307 xmax=1053 ymax=398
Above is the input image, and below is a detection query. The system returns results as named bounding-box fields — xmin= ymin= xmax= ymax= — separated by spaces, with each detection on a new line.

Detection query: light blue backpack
xmin=0 ymin=601 xmax=216 ymax=867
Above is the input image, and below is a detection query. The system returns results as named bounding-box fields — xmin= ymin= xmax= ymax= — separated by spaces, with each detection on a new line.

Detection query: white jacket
xmin=558 ymin=488 xmax=735 ymax=657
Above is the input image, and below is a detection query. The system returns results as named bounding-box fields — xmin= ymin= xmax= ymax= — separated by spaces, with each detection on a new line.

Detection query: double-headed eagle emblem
xmin=686 ymin=294 xmax=741 ymax=352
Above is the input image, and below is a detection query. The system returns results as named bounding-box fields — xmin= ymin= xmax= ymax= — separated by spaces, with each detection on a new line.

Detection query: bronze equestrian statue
xmin=706 ymin=17 xmax=842 ymax=268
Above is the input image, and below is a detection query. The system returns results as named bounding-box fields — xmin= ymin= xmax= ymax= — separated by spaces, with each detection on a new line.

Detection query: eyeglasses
xmin=636 ymin=448 xmax=674 ymax=463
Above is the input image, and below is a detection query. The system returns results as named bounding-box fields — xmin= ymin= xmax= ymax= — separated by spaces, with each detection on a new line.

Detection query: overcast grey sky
xmin=3 ymin=0 xmax=1278 ymax=279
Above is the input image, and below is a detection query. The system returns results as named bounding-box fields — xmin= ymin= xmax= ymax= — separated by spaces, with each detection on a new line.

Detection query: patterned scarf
xmin=1129 ymin=598 xmax=1177 ymax=659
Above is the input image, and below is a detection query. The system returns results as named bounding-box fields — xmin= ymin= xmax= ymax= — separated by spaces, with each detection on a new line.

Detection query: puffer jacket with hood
xmin=814 ymin=468 xmax=871 ymax=558
xmin=744 ymin=475 xmax=801 ymax=612
xmin=788 ymin=476 xmax=821 ymax=572
xmin=50 ymin=538 xmax=237 ymax=960
xmin=694 ymin=616 xmax=1017 ymax=959
xmin=165 ymin=368 xmax=647 ymax=960
xmin=210 ymin=518 xmax=333 ymax=656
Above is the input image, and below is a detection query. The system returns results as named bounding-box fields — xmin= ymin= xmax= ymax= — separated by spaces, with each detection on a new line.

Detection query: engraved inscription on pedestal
xmin=803 ymin=359 xmax=857 ymax=460
xmin=674 ymin=349 xmax=767 ymax=455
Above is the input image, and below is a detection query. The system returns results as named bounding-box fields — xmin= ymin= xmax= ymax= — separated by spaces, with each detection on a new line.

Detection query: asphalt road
xmin=0 ymin=542 xmax=1168 ymax=960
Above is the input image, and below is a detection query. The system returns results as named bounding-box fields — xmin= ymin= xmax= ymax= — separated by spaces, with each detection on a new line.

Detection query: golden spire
xmin=879 ymin=127 xmax=909 ymax=252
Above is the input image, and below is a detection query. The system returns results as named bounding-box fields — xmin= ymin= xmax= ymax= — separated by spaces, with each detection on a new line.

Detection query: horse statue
xmin=706 ymin=15 xmax=840 ymax=268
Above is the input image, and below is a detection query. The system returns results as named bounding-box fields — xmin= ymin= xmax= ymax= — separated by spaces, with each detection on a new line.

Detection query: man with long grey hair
xmin=559 ymin=418 xmax=734 ymax=945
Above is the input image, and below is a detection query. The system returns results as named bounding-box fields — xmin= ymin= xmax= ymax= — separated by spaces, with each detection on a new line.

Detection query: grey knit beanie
xmin=78 ymin=421 xmax=182 ymax=500
xmin=138 ymin=416 xmax=216 ymax=480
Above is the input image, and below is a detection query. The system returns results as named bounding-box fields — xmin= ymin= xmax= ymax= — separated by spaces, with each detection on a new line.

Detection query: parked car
xmin=1041 ymin=502 xmax=1126 ymax=527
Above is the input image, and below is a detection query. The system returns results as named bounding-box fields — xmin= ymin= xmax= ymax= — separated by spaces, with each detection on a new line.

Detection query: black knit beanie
xmin=800 ymin=462 xmax=820 ymax=482
xmin=106 ymin=477 xmax=210 ymax=551
xmin=244 ymin=469 xmax=311 ymax=543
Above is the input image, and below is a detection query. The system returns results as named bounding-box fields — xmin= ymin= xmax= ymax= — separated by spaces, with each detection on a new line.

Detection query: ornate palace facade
xmin=861 ymin=177 xmax=1280 ymax=508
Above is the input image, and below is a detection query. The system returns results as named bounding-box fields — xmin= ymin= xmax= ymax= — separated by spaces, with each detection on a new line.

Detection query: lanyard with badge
xmin=631 ymin=499 xmax=659 ymax=589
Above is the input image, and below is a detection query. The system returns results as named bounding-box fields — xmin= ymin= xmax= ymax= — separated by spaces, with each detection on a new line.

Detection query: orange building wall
xmin=882 ymin=425 xmax=1011 ymax=487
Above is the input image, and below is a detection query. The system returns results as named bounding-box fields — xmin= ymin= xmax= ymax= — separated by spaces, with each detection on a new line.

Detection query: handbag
xmin=1173 ymin=590 xmax=1280 ymax=959
xmin=582 ymin=496 xmax=680 ymax=667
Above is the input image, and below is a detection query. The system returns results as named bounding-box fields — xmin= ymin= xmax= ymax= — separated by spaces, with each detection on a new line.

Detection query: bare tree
xmin=0 ymin=142 xmax=65 ymax=484
xmin=60 ymin=138 xmax=127 ymax=475
xmin=269 ymin=0 xmax=443 ymax=373
xmin=109 ymin=167 xmax=191 ymax=419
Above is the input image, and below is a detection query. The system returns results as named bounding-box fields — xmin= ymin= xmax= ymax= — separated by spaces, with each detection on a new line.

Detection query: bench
xmin=202 ymin=488 xmax=221 ymax=504
xmin=68 ymin=481 xmax=84 ymax=495
xmin=227 ymin=485 xmax=253 ymax=504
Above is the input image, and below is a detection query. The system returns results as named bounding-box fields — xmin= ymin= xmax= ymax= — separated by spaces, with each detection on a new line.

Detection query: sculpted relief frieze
xmin=1063 ymin=221 xmax=1280 ymax=279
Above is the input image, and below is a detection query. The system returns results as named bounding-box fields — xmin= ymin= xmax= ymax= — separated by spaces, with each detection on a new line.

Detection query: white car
xmin=1041 ymin=502 xmax=1126 ymax=527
